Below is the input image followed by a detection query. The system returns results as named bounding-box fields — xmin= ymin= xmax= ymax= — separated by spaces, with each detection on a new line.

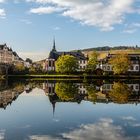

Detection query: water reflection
xmin=0 ymin=80 xmax=140 ymax=110
xmin=0 ymin=79 xmax=140 ymax=139
xmin=43 ymin=80 xmax=140 ymax=107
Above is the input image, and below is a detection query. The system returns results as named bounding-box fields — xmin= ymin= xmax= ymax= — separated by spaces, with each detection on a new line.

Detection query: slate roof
xmin=48 ymin=50 xmax=88 ymax=61
xmin=0 ymin=44 xmax=13 ymax=51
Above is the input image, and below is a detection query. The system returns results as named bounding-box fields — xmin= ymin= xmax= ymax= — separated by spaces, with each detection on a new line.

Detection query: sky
xmin=0 ymin=0 xmax=140 ymax=61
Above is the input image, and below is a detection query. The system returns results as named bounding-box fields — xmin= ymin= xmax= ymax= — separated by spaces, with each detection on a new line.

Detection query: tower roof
xmin=52 ymin=38 xmax=56 ymax=52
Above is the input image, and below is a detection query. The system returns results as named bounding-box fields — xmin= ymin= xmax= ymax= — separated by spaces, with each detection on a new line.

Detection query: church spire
xmin=52 ymin=102 xmax=56 ymax=117
xmin=52 ymin=37 xmax=56 ymax=51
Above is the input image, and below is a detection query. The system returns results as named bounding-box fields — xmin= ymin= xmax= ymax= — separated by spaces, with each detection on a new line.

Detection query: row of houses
xmin=99 ymin=53 xmax=140 ymax=73
xmin=0 ymin=44 xmax=40 ymax=69
xmin=0 ymin=44 xmax=23 ymax=64
xmin=1 ymin=41 xmax=140 ymax=73
xmin=43 ymin=40 xmax=140 ymax=73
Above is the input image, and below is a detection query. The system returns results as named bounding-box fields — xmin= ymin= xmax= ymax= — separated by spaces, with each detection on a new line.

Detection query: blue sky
xmin=0 ymin=0 xmax=140 ymax=61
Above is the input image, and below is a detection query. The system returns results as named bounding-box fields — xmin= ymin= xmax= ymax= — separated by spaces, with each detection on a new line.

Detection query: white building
xmin=0 ymin=44 xmax=23 ymax=64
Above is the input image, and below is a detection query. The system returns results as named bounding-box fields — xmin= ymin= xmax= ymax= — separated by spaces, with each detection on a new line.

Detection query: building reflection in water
xmin=42 ymin=80 xmax=140 ymax=115
xmin=0 ymin=80 xmax=140 ymax=110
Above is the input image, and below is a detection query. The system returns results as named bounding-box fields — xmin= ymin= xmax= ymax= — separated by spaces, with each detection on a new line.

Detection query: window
xmin=49 ymin=87 xmax=52 ymax=93
xmin=52 ymin=61 xmax=55 ymax=67
xmin=130 ymin=66 xmax=133 ymax=70
xmin=131 ymin=85 xmax=133 ymax=90
xmin=135 ymin=66 xmax=139 ymax=70
xmin=107 ymin=66 xmax=110 ymax=70
xmin=136 ymin=85 xmax=139 ymax=90
xmin=49 ymin=61 xmax=51 ymax=67
xmin=107 ymin=85 xmax=110 ymax=89
xmin=103 ymin=66 xmax=106 ymax=70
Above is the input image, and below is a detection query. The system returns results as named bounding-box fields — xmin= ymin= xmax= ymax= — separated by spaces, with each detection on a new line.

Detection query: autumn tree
xmin=109 ymin=82 xmax=131 ymax=103
xmin=86 ymin=51 xmax=98 ymax=73
xmin=55 ymin=55 xmax=78 ymax=74
xmin=109 ymin=53 xmax=131 ymax=74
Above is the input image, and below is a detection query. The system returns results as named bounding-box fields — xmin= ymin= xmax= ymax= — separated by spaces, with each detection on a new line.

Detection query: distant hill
xmin=81 ymin=45 xmax=139 ymax=52
xmin=81 ymin=45 xmax=140 ymax=59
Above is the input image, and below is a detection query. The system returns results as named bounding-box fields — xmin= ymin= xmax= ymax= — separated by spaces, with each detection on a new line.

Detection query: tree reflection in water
xmin=55 ymin=82 xmax=79 ymax=101
xmin=0 ymin=79 xmax=140 ymax=110
xmin=109 ymin=82 xmax=131 ymax=103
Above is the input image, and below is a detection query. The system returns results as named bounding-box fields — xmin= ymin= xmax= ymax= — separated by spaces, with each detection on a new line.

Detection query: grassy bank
xmin=7 ymin=74 xmax=140 ymax=80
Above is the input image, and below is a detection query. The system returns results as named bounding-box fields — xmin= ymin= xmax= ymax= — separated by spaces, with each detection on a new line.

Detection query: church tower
xmin=52 ymin=38 xmax=56 ymax=52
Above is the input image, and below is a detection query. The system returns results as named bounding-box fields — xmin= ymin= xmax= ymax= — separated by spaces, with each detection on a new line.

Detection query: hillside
xmin=81 ymin=46 xmax=140 ymax=59
xmin=82 ymin=45 xmax=139 ymax=52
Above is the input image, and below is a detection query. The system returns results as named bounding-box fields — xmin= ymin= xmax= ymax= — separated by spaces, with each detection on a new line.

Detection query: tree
xmin=86 ymin=51 xmax=98 ymax=73
xmin=55 ymin=55 xmax=78 ymax=74
xmin=29 ymin=66 xmax=36 ymax=74
xmin=14 ymin=63 xmax=26 ymax=73
xmin=109 ymin=53 xmax=131 ymax=74
xmin=109 ymin=82 xmax=131 ymax=103
xmin=25 ymin=58 xmax=33 ymax=64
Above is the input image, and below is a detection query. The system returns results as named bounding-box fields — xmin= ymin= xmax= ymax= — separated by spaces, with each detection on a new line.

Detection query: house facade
xmin=43 ymin=40 xmax=88 ymax=72
xmin=98 ymin=53 xmax=140 ymax=73
xmin=0 ymin=44 xmax=23 ymax=64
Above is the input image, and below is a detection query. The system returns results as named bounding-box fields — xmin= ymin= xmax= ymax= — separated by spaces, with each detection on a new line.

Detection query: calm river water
xmin=0 ymin=79 xmax=140 ymax=140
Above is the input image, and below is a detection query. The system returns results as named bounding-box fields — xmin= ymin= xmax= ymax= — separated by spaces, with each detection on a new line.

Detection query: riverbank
xmin=6 ymin=74 xmax=140 ymax=80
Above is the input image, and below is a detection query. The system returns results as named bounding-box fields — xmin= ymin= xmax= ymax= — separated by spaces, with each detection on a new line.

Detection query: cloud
xmin=29 ymin=135 xmax=61 ymax=140
xmin=0 ymin=129 xmax=5 ymax=140
xmin=0 ymin=1 xmax=6 ymax=19
xmin=53 ymin=26 xmax=61 ymax=30
xmin=131 ymin=123 xmax=140 ymax=127
xmin=121 ymin=116 xmax=136 ymax=121
xmin=29 ymin=6 xmax=63 ymax=14
xmin=123 ymin=28 xmax=137 ymax=34
xmin=0 ymin=9 xmax=6 ymax=18
xmin=0 ymin=0 xmax=5 ymax=3
xmin=20 ymin=19 xmax=32 ymax=24
xmin=29 ymin=118 xmax=140 ymax=140
xmin=123 ymin=22 xmax=140 ymax=33
xmin=27 ymin=0 xmax=136 ymax=31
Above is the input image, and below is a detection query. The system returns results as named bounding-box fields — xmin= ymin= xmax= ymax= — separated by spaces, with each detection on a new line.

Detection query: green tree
xmin=55 ymin=55 xmax=78 ymax=74
xmin=109 ymin=53 xmax=131 ymax=74
xmin=109 ymin=82 xmax=131 ymax=103
xmin=14 ymin=63 xmax=26 ymax=73
xmin=55 ymin=82 xmax=78 ymax=101
xmin=29 ymin=66 xmax=36 ymax=74
xmin=86 ymin=51 xmax=98 ymax=73
xmin=25 ymin=58 xmax=33 ymax=64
